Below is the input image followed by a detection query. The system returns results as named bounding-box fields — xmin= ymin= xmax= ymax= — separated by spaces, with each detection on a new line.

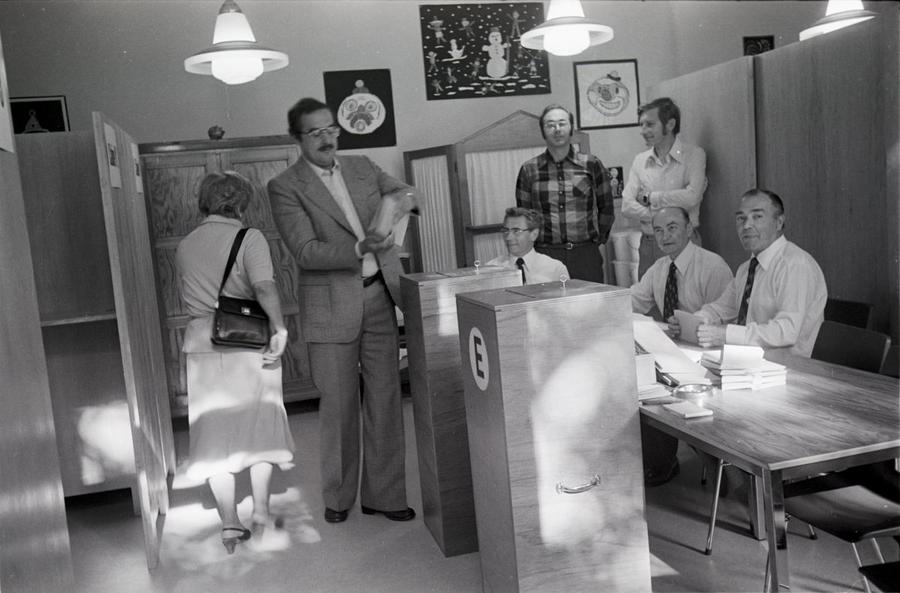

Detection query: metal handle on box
xmin=555 ymin=474 xmax=601 ymax=494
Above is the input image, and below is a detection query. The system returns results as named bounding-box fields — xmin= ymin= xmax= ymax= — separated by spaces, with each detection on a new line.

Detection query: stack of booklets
xmin=700 ymin=345 xmax=787 ymax=390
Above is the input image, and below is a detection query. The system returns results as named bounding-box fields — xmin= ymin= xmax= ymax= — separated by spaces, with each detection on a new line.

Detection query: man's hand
xmin=665 ymin=315 xmax=681 ymax=339
xmin=359 ymin=232 xmax=395 ymax=254
xmin=697 ymin=323 xmax=727 ymax=349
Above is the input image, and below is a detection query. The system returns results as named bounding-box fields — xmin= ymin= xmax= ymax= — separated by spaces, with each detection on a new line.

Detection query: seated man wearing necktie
xmin=685 ymin=188 xmax=828 ymax=357
xmin=488 ymin=207 xmax=569 ymax=285
xmin=631 ymin=206 xmax=733 ymax=487
xmin=631 ymin=206 xmax=733 ymax=322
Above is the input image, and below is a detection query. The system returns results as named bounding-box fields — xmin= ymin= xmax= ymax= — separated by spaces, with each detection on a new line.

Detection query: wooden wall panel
xmin=42 ymin=321 xmax=134 ymax=495
xmin=0 ymin=134 xmax=73 ymax=589
xmin=17 ymin=132 xmax=116 ymax=321
xmin=885 ymin=9 xmax=900 ymax=338
xmin=755 ymin=18 xmax=894 ymax=335
xmin=93 ymin=112 xmax=174 ymax=569
xmin=648 ymin=56 xmax=757 ymax=269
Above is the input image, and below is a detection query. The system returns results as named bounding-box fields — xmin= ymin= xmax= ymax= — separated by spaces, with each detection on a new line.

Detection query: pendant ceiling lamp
xmin=184 ymin=0 xmax=288 ymax=85
xmin=799 ymin=0 xmax=877 ymax=41
xmin=520 ymin=0 xmax=614 ymax=57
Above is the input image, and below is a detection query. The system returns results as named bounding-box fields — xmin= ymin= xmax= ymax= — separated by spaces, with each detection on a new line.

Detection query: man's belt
xmin=362 ymin=270 xmax=384 ymax=287
xmin=536 ymin=240 xmax=596 ymax=251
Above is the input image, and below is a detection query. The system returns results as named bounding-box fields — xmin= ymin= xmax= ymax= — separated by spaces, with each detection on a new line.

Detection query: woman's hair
xmin=197 ymin=171 xmax=254 ymax=218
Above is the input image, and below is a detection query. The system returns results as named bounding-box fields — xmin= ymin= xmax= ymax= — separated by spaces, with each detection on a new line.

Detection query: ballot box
xmin=456 ymin=280 xmax=651 ymax=593
xmin=401 ymin=266 xmax=522 ymax=557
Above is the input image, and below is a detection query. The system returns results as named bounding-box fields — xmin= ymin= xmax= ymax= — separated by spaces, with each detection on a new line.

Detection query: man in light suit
xmin=268 ymin=97 xmax=415 ymax=524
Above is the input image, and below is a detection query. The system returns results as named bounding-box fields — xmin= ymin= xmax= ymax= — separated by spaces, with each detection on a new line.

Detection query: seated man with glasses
xmin=488 ymin=207 xmax=569 ymax=285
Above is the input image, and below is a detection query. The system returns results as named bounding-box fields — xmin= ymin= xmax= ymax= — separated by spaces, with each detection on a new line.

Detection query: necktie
xmin=736 ymin=257 xmax=759 ymax=325
xmin=516 ymin=257 xmax=526 ymax=283
xmin=663 ymin=261 xmax=678 ymax=320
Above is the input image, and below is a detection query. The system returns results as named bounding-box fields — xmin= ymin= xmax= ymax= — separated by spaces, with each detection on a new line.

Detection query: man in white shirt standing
xmin=631 ymin=206 xmax=733 ymax=321
xmin=622 ymin=97 xmax=708 ymax=278
xmin=488 ymin=207 xmax=569 ymax=285
xmin=688 ymin=189 xmax=827 ymax=357
xmin=631 ymin=206 xmax=732 ymax=487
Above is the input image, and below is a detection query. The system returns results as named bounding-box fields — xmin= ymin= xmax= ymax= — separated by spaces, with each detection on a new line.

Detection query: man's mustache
xmin=319 ymin=144 xmax=334 ymax=151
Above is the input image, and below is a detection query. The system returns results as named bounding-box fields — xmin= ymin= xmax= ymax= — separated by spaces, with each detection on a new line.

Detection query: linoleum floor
xmin=65 ymin=399 xmax=897 ymax=593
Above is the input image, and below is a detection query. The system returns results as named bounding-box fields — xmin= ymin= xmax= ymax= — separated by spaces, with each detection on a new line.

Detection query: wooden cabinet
xmin=140 ymin=136 xmax=318 ymax=416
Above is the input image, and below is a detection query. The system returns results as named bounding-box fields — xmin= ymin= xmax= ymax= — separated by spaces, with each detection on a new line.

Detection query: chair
xmin=859 ymin=561 xmax=900 ymax=592
xmin=812 ymin=321 xmax=891 ymax=374
xmin=880 ymin=345 xmax=899 ymax=378
xmin=771 ymin=464 xmax=900 ymax=593
xmin=825 ymin=298 xmax=875 ymax=329
xmin=704 ymin=323 xmax=891 ymax=554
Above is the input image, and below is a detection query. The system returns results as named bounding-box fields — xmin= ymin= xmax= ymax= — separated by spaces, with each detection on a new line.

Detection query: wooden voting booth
xmin=401 ymin=266 xmax=522 ymax=557
xmin=457 ymin=280 xmax=650 ymax=593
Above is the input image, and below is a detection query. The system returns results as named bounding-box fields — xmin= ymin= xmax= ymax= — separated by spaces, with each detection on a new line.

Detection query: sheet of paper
xmin=721 ymin=344 xmax=766 ymax=369
xmin=674 ymin=309 xmax=702 ymax=345
xmin=632 ymin=315 xmax=708 ymax=376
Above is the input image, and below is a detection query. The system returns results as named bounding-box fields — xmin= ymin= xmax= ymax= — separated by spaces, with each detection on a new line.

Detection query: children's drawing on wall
xmin=419 ymin=3 xmax=550 ymax=101
xmin=573 ymin=60 xmax=641 ymax=130
xmin=323 ymin=69 xmax=397 ymax=149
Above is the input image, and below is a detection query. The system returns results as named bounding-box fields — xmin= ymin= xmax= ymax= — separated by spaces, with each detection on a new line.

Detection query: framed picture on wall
xmin=324 ymin=69 xmax=397 ymax=149
xmin=10 ymin=95 xmax=70 ymax=134
xmin=573 ymin=60 xmax=640 ymax=130
xmin=418 ymin=2 xmax=551 ymax=101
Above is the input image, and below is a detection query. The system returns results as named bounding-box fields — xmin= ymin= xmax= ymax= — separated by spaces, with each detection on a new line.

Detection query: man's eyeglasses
xmin=301 ymin=125 xmax=341 ymax=139
xmin=500 ymin=227 xmax=531 ymax=236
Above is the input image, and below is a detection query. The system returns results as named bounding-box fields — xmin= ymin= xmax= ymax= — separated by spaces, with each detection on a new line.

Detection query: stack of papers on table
xmin=700 ymin=345 xmax=786 ymax=390
xmin=638 ymin=383 xmax=671 ymax=401
xmin=632 ymin=315 xmax=712 ymax=386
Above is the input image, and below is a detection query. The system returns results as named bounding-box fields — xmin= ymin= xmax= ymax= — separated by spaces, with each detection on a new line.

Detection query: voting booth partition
xmin=401 ymin=266 xmax=523 ymax=557
xmin=457 ymin=280 xmax=651 ymax=593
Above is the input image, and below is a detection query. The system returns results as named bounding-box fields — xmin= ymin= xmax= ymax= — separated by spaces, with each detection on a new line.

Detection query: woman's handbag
xmin=211 ymin=228 xmax=271 ymax=348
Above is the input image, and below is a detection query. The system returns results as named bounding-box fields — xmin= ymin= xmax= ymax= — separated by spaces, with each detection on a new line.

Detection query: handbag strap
xmin=218 ymin=227 xmax=250 ymax=297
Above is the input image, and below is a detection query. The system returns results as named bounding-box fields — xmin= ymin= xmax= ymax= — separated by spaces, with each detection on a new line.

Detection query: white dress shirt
xmin=487 ymin=248 xmax=569 ymax=285
xmin=621 ymin=137 xmax=708 ymax=234
xmin=630 ymin=241 xmax=733 ymax=317
xmin=696 ymin=236 xmax=827 ymax=357
xmin=305 ymin=157 xmax=379 ymax=278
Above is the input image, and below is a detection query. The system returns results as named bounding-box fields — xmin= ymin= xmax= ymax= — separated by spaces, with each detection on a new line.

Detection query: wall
xmin=0 ymin=0 xmax=832 ymax=180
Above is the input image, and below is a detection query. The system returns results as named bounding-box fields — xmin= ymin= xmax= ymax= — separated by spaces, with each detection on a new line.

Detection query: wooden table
xmin=639 ymin=352 xmax=900 ymax=592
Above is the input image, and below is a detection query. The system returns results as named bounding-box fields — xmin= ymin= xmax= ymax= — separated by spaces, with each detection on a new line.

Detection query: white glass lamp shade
xmin=184 ymin=0 xmax=288 ymax=85
xmin=521 ymin=0 xmax=613 ymax=56
xmin=799 ymin=0 xmax=877 ymax=41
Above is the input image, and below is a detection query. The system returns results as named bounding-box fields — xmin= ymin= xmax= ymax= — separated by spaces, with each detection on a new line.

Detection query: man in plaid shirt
xmin=515 ymin=104 xmax=615 ymax=283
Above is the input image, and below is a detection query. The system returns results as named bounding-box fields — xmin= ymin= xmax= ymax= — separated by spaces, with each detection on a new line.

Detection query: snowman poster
xmin=324 ymin=69 xmax=397 ymax=149
xmin=419 ymin=3 xmax=550 ymax=101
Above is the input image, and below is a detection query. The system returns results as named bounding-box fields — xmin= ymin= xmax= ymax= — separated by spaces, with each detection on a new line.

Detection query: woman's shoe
xmin=221 ymin=526 xmax=251 ymax=554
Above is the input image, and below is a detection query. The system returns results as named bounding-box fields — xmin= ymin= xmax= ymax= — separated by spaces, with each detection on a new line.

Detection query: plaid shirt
xmin=515 ymin=147 xmax=614 ymax=245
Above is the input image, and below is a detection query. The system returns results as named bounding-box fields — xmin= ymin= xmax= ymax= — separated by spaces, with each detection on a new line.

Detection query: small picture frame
xmin=10 ymin=95 xmax=70 ymax=134
xmin=608 ymin=165 xmax=624 ymax=200
xmin=743 ymin=35 xmax=774 ymax=56
xmin=573 ymin=59 xmax=640 ymax=130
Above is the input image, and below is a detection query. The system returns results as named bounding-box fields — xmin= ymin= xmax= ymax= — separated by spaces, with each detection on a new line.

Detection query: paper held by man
xmin=632 ymin=314 xmax=711 ymax=387
xmin=369 ymin=189 xmax=420 ymax=245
